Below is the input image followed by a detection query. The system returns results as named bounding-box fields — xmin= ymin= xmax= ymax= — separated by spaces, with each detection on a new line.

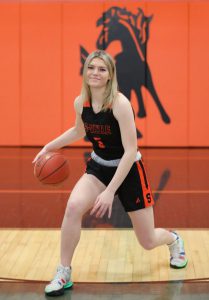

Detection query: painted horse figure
xmin=96 ymin=6 xmax=171 ymax=125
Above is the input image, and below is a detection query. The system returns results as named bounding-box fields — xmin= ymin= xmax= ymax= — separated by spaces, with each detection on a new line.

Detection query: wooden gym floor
xmin=0 ymin=147 xmax=209 ymax=299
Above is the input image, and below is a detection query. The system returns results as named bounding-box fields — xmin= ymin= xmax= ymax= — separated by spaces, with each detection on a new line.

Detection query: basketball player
xmin=33 ymin=50 xmax=188 ymax=296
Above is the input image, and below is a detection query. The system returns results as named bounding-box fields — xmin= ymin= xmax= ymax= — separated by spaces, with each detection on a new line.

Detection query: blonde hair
xmin=80 ymin=50 xmax=118 ymax=111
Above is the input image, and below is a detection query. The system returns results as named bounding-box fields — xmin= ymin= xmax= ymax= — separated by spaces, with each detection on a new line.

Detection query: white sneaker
xmin=168 ymin=232 xmax=188 ymax=269
xmin=45 ymin=265 xmax=73 ymax=296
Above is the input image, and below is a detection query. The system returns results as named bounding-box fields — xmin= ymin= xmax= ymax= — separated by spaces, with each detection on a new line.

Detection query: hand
xmin=90 ymin=189 xmax=114 ymax=219
xmin=32 ymin=147 xmax=48 ymax=164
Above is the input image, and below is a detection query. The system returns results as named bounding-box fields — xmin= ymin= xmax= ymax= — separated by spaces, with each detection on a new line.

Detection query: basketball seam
xmin=37 ymin=153 xmax=60 ymax=178
xmin=40 ymin=160 xmax=68 ymax=183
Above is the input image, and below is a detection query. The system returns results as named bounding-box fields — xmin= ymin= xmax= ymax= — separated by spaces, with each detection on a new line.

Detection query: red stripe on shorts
xmin=136 ymin=161 xmax=154 ymax=207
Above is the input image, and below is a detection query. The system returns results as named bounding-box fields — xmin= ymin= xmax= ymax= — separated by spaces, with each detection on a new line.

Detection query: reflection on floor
xmin=0 ymin=147 xmax=208 ymax=228
xmin=0 ymin=281 xmax=209 ymax=300
xmin=0 ymin=147 xmax=209 ymax=297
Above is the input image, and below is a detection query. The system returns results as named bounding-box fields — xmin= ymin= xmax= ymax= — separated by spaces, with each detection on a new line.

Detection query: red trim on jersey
xmin=83 ymin=100 xmax=90 ymax=108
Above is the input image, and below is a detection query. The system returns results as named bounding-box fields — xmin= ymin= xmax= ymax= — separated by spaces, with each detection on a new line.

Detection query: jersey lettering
xmin=93 ymin=137 xmax=105 ymax=149
xmin=84 ymin=123 xmax=111 ymax=135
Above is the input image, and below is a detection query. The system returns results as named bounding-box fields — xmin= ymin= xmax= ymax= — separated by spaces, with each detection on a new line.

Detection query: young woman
xmin=33 ymin=50 xmax=188 ymax=296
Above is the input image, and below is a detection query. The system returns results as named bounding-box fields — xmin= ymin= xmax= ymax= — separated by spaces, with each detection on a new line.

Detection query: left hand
xmin=90 ymin=189 xmax=114 ymax=219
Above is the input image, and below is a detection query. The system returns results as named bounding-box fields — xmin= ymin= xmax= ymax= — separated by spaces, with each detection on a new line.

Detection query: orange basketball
xmin=34 ymin=152 xmax=69 ymax=184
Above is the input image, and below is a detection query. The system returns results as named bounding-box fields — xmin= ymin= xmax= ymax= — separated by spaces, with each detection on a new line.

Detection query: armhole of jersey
xmin=112 ymin=93 xmax=135 ymax=119
xmin=83 ymin=99 xmax=91 ymax=108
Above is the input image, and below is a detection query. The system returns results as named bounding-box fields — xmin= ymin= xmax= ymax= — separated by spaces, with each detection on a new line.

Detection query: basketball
xmin=34 ymin=152 xmax=69 ymax=184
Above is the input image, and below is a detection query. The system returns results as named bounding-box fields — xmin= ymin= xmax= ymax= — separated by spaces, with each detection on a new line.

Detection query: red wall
xmin=0 ymin=0 xmax=209 ymax=146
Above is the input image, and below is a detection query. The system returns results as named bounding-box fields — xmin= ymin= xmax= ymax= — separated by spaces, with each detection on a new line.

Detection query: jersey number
xmin=93 ymin=137 xmax=105 ymax=149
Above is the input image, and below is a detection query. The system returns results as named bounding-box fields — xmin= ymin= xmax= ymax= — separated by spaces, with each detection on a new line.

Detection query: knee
xmin=64 ymin=198 xmax=82 ymax=219
xmin=139 ymin=238 xmax=156 ymax=250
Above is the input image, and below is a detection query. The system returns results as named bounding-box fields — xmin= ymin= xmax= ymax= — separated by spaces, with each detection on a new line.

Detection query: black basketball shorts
xmin=85 ymin=158 xmax=154 ymax=212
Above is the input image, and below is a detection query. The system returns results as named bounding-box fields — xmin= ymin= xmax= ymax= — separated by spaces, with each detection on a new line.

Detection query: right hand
xmin=32 ymin=147 xmax=48 ymax=164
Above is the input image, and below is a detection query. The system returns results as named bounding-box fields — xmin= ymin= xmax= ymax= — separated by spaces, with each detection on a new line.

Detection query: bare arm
xmin=44 ymin=97 xmax=85 ymax=150
xmin=33 ymin=96 xmax=85 ymax=162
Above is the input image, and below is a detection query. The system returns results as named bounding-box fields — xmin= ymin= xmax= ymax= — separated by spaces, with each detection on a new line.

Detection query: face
xmin=86 ymin=58 xmax=110 ymax=89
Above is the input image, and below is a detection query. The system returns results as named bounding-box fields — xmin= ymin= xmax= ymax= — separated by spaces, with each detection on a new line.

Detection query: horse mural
xmin=80 ymin=6 xmax=171 ymax=138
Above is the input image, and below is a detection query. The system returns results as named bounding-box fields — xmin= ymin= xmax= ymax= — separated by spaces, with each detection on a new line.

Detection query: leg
xmin=120 ymin=160 xmax=187 ymax=268
xmin=146 ymin=66 xmax=171 ymax=124
xmin=128 ymin=206 xmax=188 ymax=269
xmin=134 ymin=86 xmax=146 ymax=118
xmin=61 ymin=173 xmax=106 ymax=267
xmin=45 ymin=173 xmax=106 ymax=296
xmin=128 ymin=206 xmax=174 ymax=250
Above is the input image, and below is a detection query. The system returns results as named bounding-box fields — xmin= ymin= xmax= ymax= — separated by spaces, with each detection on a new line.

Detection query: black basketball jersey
xmin=81 ymin=100 xmax=124 ymax=160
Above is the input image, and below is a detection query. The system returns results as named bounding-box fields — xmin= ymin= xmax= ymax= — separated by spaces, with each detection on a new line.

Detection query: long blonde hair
xmin=80 ymin=50 xmax=118 ymax=111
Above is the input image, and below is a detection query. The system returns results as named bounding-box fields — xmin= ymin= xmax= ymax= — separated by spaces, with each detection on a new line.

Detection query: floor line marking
xmin=0 ymin=189 xmax=208 ymax=194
